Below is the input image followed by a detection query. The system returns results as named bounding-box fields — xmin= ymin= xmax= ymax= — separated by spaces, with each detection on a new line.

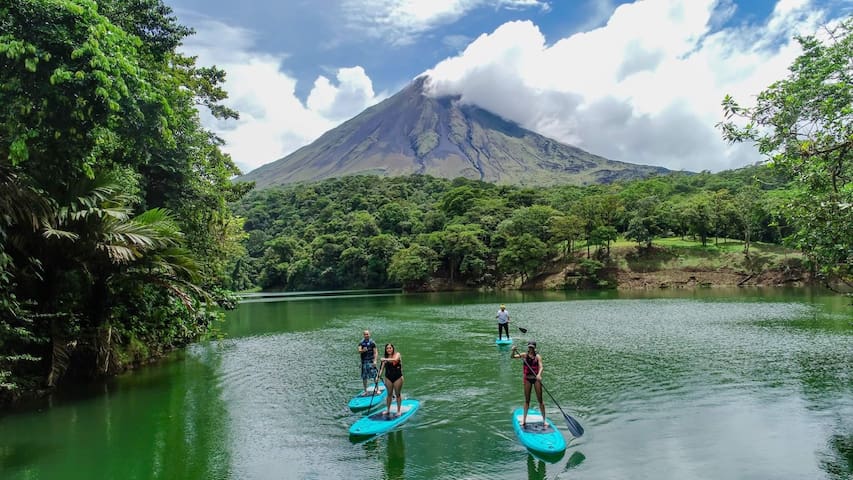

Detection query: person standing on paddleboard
xmin=357 ymin=330 xmax=378 ymax=393
xmin=378 ymin=343 xmax=404 ymax=417
xmin=511 ymin=341 xmax=545 ymax=427
xmin=496 ymin=304 xmax=510 ymax=340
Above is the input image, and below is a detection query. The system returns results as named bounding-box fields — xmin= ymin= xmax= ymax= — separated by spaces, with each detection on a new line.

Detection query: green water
xmin=1 ymin=288 xmax=851 ymax=479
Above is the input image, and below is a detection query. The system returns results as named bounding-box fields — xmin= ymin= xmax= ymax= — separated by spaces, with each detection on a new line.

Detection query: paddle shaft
xmin=364 ymin=374 xmax=381 ymax=415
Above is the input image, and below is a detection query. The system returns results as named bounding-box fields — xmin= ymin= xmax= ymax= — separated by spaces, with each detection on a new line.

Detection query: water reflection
xmin=526 ymin=453 xmax=546 ymax=479
xmin=384 ymin=430 xmax=406 ymax=480
xmin=0 ymin=348 xmax=231 ymax=480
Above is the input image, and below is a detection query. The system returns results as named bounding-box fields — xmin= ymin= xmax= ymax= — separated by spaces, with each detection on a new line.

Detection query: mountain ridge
xmin=239 ymin=76 xmax=671 ymax=188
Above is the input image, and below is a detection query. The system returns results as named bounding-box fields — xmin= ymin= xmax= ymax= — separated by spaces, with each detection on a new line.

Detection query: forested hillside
xmin=230 ymin=165 xmax=800 ymax=292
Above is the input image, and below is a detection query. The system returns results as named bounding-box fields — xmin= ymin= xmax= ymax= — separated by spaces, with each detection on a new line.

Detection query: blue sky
xmin=166 ymin=0 xmax=852 ymax=174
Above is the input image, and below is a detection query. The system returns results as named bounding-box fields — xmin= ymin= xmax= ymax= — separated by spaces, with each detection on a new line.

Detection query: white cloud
xmin=181 ymin=0 xmax=844 ymax=175
xmin=181 ymin=20 xmax=384 ymax=173
xmin=423 ymin=0 xmax=834 ymax=172
xmin=341 ymin=0 xmax=549 ymax=45
xmin=306 ymin=66 xmax=377 ymax=122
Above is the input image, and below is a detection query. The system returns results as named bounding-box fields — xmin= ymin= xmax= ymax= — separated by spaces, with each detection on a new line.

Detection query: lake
xmin=1 ymin=288 xmax=850 ymax=479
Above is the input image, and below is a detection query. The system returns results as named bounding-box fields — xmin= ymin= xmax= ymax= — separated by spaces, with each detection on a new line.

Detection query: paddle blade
xmin=518 ymin=327 xmax=528 ymax=334
xmin=563 ymin=412 xmax=584 ymax=437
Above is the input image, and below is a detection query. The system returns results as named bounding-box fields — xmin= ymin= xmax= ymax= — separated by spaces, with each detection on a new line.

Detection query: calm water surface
xmin=1 ymin=288 xmax=851 ymax=480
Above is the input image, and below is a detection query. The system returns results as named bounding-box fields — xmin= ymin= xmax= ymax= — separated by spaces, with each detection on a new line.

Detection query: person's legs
xmin=361 ymin=362 xmax=369 ymax=391
xmin=534 ymin=382 xmax=545 ymax=424
xmin=384 ymin=378 xmax=393 ymax=415
xmin=522 ymin=379 xmax=532 ymax=425
xmin=393 ymin=377 xmax=404 ymax=415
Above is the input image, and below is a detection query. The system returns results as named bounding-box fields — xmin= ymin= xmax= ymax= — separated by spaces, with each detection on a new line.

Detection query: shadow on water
xmin=565 ymin=450 xmax=587 ymax=470
xmin=0 ymin=441 xmax=53 ymax=472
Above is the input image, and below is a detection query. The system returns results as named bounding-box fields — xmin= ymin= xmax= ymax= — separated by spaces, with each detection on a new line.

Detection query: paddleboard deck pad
xmin=349 ymin=399 xmax=420 ymax=436
xmin=348 ymin=384 xmax=387 ymax=411
xmin=495 ymin=337 xmax=513 ymax=345
xmin=512 ymin=408 xmax=566 ymax=456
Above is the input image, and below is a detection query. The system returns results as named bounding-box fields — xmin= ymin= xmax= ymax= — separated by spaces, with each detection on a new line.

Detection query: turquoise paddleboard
xmin=349 ymin=399 xmax=420 ymax=437
xmin=495 ymin=337 xmax=513 ymax=345
xmin=348 ymin=383 xmax=387 ymax=411
xmin=511 ymin=408 xmax=566 ymax=456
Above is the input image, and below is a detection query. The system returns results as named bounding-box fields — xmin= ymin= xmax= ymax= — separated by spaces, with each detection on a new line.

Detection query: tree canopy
xmin=720 ymin=19 xmax=853 ymax=288
xmin=0 ymin=0 xmax=248 ymax=401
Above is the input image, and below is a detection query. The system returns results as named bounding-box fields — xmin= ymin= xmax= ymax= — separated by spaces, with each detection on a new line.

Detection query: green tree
xmin=428 ymin=224 xmax=487 ymax=284
xmin=684 ymin=193 xmax=714 ymax=246
xmin=589 ymin=225 xmax=618 ymax=256
xmin=498 ymin=233 xmax=547 ymax=284
xmin=388 ymin=244 xmax=439 ymax=290
xmin=366 ymin=234 xmax=402 ymax=286
xmin=548 ymin=214 xmax=584 ymax=261
xmin=734 ymin=186 xmax=766 ymax=255
xmin=0 ymin=0 xmax=246 ymax=396
xmin=720 ymin=19 xmax=853 ymax=287
xmin=624 ymin=196 xmax=665 ymax=248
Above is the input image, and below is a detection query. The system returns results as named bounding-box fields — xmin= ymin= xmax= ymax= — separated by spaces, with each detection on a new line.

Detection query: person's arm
xmin=536 ymin=354 xmax=543 ymax=380
xmin=381 ymin=352 xmax=400 ymax=363
xmin=510 ymin=347 xmax=520 ymax=358
xmin=372 ymin=344 xmax=378 ymax=364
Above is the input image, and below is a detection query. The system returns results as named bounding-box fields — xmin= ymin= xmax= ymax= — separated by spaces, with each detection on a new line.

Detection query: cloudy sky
xmin=166 ymin=0 xmax=852 ymax=174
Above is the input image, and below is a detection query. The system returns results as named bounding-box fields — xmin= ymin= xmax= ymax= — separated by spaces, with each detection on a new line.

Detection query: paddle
xmin=518 ymin=327 xmax=528 ymax=334
xmin=514 ymin=346 xmax=584 ymax=437
xmin=364 ymin=374 xmax=381 ymax=415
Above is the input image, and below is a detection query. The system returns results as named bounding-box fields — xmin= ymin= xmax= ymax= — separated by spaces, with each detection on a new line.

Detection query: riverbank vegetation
xmin=0 ymin=1 xmax=250 ymax=404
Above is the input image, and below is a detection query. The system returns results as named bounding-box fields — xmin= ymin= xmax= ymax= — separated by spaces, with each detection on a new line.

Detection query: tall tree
xmin=720 ymin=20 xmax=853 ymax=288
xmin=0 ymin=0 xmax=247 ymax=395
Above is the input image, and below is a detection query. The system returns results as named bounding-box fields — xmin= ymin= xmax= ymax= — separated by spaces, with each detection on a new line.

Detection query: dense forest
xmin=1 ymin=0 xmax=849 ymax=406
xmin=0 ymin=0 xmax=250 ymax=404
xmin=230 ymin=166 xmax=799 ymax=292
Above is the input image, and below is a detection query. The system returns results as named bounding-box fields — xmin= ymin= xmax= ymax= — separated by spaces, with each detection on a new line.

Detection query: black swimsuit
xmin=385 ymin=359 xmax=402 ymax=382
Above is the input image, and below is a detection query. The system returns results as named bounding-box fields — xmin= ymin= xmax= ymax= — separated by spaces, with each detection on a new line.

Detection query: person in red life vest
xmin=511 ymin=340 xmax=545 ymax=427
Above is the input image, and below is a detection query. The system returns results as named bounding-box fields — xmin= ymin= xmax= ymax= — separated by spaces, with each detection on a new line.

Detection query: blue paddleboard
xmin=349 ymin=399 xmax=420 ymax=437
xmin=348 ymin=383 xmax=387 ymax=411
xmin=512 ymin=408 xmax=566 ymax=456
xmin=496 ymin=337 xmax=513 ymax=345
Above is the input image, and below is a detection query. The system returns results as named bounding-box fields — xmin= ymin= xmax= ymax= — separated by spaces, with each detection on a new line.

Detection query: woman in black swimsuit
xmin=378 ymin=343 xmax=403 ymax=417
xmin=511 ymin=341 xmax=545 ymax=427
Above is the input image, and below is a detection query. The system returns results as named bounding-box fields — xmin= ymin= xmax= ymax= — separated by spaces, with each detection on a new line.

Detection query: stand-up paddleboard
xmin=349 ymin=399 xmax=420 ymax=437
xmin=496 ymin=337 xmax=513 ymax=345
xmin=348 ymin=383 xmax=387 ymax=411
xmin=512 ymin=408 xmax=566 ymax=456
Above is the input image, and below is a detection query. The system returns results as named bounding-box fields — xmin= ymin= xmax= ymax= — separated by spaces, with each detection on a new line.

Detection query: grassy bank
xmin=533 ymin=237 xmax=808 ymax=290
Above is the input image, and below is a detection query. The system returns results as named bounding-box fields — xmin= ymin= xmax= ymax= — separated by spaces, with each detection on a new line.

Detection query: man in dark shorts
xmin=357 ymin=330 xmax=378 ymax=392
